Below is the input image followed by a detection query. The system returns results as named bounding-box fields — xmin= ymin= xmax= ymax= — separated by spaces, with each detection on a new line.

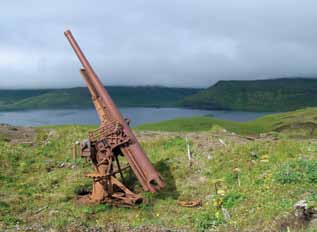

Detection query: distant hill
xmin=180 ymin=78 xmax=317 ymax=112
xmin=3 ymin=78 xmax=317 ymax=112
xmin=137 ymin=107 xmax=317 ymax=136
xmin=0 ymin=86 xmax=201 ymax=111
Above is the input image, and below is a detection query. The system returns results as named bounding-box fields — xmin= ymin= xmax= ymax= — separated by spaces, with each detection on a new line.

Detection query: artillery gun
xmin=64 ymin=30 xmax=164 ymax=205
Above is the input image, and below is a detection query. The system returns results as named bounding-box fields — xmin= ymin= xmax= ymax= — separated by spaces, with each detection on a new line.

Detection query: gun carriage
xmin=64 ymin=30 xmax=164 ymax=206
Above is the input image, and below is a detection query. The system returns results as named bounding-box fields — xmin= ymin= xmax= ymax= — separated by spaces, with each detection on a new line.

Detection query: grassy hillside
xmin=0 ymin=86 xmax=200 ymax=111
xmin=137 ymin=107 xmax=317 ymax=137
xmin=181 ymin=78 xmax=317 ymax=112
xmin=3 ymin=78 xmax=317 ymax=112
xmin=1 ymin=110 xmax=317 ymax=231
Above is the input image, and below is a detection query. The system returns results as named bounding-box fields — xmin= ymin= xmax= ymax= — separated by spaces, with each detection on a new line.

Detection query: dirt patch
xmin=135 ymin=130 xmax=268 ymax=174
xmin=7 ymin=224 xmax=185 ymax=232
xmin=135 ymin=131 xmax=179 ymax=143
xmin=136 ymin=130 xmax=253 ymax=144
xmin=136 ymin=130 xmax=272 ymax=159
xmin=188 ymin=131 xmax=252 ymax=157
xmin=277 ymin=213 xmax=310 ymax=232
xmin=0 ymin=124 xmax=36 ymax=144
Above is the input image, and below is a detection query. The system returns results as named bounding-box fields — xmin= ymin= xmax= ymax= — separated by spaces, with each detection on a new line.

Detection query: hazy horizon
xmin=0 ymin=77 xmax=316 ymax=90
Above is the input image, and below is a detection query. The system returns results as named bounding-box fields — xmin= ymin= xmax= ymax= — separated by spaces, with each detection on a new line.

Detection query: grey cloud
xmin=0 ymin=0 xmax=317 ymax=88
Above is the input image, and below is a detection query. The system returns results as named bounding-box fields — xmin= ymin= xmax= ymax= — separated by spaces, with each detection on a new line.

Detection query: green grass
xmin=137 ymin=107 xmax=317 ymax=136
xmin=1 ymin=109 xmax=317 ymax=231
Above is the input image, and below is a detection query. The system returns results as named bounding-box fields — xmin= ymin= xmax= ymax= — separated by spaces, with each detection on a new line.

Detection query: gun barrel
xmin=64 ymin=30 xmax=97 ymax=77
xmin=64 ymin=30 xmax=165 ymax=192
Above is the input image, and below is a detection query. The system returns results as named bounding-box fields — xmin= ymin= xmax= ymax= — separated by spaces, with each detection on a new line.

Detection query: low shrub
xmin=194 ymin=210 xmax=224 ymax=232
xmin=274 ymin=159 xmax=317 ymax=184
xmin=223 ymin=192 xmax=245 ymax=208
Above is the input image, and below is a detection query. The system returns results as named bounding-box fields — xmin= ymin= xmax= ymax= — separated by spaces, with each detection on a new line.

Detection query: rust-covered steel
xmin=64 ymin=30 xmax=164 ymax=205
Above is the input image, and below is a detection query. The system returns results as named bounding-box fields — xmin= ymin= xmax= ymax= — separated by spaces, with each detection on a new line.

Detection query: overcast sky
xmin=1 ymin=0 xmax=317 ymax=89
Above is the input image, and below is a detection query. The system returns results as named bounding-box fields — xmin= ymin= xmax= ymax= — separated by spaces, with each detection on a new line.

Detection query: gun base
xmin=76 ymin=175 xmax=143 ymax=206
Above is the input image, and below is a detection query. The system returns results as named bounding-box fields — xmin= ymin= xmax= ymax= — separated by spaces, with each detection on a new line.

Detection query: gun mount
xmin=64 ymin=30 xmax=164 ymax=205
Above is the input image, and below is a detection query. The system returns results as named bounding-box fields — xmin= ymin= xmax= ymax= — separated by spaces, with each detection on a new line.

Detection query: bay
xmin=0 ymin=107 xmax=271 ymax=127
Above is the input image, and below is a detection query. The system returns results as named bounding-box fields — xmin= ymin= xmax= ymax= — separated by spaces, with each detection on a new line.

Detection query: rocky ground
xmin=0 ymin=123 xmax=36 ymax=144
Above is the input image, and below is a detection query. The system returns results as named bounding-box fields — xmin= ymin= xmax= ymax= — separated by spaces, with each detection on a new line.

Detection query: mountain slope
xmin=0 ymin=86 xmax=201 ymax=111
xmin=181 ymin=78 xmax=317 ymax=112
xmin=137 ymin=107 xmax=317 ymax=137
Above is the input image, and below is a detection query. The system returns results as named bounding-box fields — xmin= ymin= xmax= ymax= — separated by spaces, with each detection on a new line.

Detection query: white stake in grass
xmin=186 ymin=136 xmax=192 ymax=167
xmin=218 ymin=138 xmax=226 ymax=146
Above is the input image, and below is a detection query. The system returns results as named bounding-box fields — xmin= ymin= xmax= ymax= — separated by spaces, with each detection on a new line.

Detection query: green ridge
xmin=0 ymin=86 xmax=201 ymax=111
xmin=181 ymin=78 xmax=317 ymax=112
xmin=137 ymin=107 xmax=317 ymax=136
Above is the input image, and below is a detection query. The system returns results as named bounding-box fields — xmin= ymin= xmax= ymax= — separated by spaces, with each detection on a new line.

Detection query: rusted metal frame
xmin=64 ymin=30 xmax=165 ymax=193
xmin=109 ymin=176 xmax=142 ymax=205
xmin=65 ymin=30 xmax=165 ymax=205
xmin=86 ymin=165 xmax=130 ymax=179
xmin=114 ymin=154 xmax=125 ymax=183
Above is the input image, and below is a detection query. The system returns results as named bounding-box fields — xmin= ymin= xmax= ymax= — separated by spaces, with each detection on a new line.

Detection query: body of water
xmin=0 ymin=108 xmax=272 ymax=127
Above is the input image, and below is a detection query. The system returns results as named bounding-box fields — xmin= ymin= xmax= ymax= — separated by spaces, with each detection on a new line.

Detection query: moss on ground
xmin=1 ymin=109 xmax=317 ymax=231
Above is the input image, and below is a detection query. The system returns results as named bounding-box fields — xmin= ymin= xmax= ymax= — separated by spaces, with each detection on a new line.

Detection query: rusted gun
xmin=64 ymin=30 xmax=164 ymax=206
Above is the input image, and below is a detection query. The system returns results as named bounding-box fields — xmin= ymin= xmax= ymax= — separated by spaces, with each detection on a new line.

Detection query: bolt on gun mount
xmin=64 ymin=30 xmax=165 ymax=205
